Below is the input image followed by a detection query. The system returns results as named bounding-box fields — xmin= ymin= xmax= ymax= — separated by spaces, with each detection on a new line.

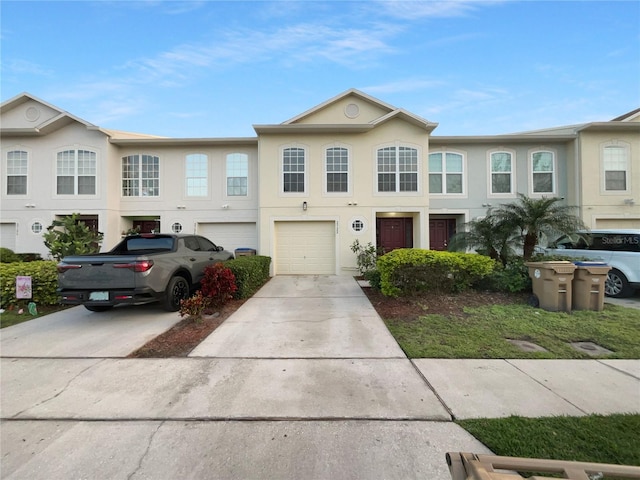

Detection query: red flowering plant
xmin=199 ymin=263 xmax=237 ymax=309
xmin=179 ymin=290 xmax=209 ymax=320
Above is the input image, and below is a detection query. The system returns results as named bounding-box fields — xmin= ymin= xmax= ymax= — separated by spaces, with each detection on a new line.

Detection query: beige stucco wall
xmin=258 ymin=117 xmax=430 ymax=274
xmin=578 ymin=130 xmax=640 ymax=228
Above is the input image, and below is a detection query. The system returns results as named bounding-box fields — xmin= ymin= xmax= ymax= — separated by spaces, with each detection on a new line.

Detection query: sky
xmin=2 ymin=0 xmax=639 ymax=138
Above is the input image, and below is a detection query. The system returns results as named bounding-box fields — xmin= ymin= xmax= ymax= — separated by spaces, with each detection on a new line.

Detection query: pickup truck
xmin=57 ymin=233 xmax=234 ymax=312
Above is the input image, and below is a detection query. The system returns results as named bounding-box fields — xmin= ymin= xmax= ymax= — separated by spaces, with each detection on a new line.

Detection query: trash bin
xmin=525 ymin=261 xmax=576 ymax=312
xmin=572 ymin=261 xmax=611 ymax=311
xmin=234 ymin=248 xmax=256 ymax=257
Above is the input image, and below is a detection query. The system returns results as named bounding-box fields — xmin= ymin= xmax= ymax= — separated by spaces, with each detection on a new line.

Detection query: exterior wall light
xmin=302 ymin=201 xmax=308 ymax=211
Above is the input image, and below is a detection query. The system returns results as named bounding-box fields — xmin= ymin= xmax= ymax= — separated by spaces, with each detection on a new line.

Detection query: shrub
xmin=479 ymin=258 xmax=532 ymax=293
xmin=350 ymin=240 xmax=379 ymax=276
xmin=377 ymin=249 xmax=496 ymax=297
xmin=179 ymin=290 xmax=209 ymax=319
xmin=0 ymin=248 xmax=21 ymax=263
xmin=200 ymin=263 xmax=237 ymax=308
xmin=224 ymin=255 xmax=271 ymax=299
xmin=0 ymin=261 xmax=59 ymax=307
xmin=364 ymin=268 xmax=382 ymax=290
xmin=43 ymin=213 xmax=103 ymax=261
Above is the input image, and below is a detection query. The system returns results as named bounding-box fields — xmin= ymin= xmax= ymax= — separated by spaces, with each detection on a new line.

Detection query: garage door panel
xmin=197 ymin=223 xmax=257 ymax=254
xmin=275 ymin=221 xmax=335 ymax=275
xmin=1 ymin=223 xmax=17 ymax=251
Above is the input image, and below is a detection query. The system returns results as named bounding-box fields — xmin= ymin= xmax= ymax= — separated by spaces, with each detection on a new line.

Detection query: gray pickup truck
xmin=57 ymin=233 xmax=234 ymax=312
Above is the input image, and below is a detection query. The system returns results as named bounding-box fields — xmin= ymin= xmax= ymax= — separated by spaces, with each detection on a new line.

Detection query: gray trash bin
xmin=234 ymin=248 xmax=256 ymax=257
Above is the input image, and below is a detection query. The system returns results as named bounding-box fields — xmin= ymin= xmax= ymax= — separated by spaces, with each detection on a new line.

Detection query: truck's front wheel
xmin=163 ymin=276 xmax=190 ymax=311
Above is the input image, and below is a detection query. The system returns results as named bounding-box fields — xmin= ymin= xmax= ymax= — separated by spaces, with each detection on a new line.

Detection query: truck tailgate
xmin=58 ymin=255 xmax=140 ymax=290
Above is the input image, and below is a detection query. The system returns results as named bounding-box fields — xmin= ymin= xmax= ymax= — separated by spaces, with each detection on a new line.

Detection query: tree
xmin=447 ymin=214 xmax=519 ymax=266
xmin=491 ymin=194 xmax=586 ymax=261
xmin=43 ymin=213 xmax=104 ymax=261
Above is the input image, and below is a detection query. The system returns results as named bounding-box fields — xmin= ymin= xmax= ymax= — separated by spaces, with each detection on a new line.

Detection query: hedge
xmin=377 ymin=249 xmax=497 ymax=297
xmin=0 ymin=261 xmax=59 ymax=307
xmin=224 ymin=255 xmax=271 ymax=299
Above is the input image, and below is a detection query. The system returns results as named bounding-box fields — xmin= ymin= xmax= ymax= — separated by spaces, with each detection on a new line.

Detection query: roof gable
xmin=611 ymin=107 xmax=640 ymax=122
xmin=0 ymin=92 xmax=98 ymax=136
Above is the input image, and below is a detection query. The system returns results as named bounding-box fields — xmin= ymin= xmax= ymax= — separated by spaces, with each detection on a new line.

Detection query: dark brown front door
xmin=133 ymin=220 xmax=160 ymax=234
xmin=429 ymin=219 xmax=456 ymax=250
xmin=377 ymin=218 xmax=413 ymax=253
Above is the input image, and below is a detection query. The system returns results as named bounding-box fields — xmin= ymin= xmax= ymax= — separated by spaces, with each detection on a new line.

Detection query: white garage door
xmin=197 ymin=222 xmax=257 ymax=254
xmin=595 ymin=219 xmax=640 ymax=229
xmin=275 ymin=221 xmax=335 ymax=275
xmin=1 ymin=223 xmax=17 ymax=251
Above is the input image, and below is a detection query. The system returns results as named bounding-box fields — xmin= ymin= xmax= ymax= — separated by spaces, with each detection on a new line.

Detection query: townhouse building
xmin=1 ymin=90 xmax=638 ymax=275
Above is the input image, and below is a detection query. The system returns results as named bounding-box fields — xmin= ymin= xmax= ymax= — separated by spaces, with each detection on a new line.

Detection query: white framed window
xmin=226 ymin=153 xmax=248 ymax=196
xmin=122 ymin=154 xmax=159 ymax=197
xmin=429 ymin=151 xmax=464 ymax=194
xmin=171 ymin=222 xmax=183 ymax=233
xmin=283 ymin=147 xmax=305 ymax=193
xmin=185 ymin=154 xmax=208 ymax=197
xmin=602 ymin=143 xmax=629 ymax=192
xmin=530 ymin=150 xmax=555 ymax=194
xmin=325 ymin=147 xmax=349 ymax=193
xmin=31 ymin=221 xmax=43 ymax=234
xmin=489 ymin=150 xmax=515 ymax=196
xmin=377 ymin=145 xmax=418 ymax=193
xmin=56 ymin=149 xmax=97 ymax=195
xmin=6 ymin=150 xmax=28 ymax=195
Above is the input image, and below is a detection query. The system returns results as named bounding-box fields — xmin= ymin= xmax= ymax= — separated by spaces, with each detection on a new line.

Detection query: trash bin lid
xmin=573 ymin=261 xmax=608 ymax=266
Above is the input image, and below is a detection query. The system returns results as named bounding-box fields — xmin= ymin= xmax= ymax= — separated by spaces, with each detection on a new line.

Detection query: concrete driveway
xmin=0 ymin=303 xmax=181 ymax=357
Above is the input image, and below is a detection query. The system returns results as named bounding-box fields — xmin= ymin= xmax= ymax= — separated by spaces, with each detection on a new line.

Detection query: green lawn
xmin=0 ymin=304 xmax=71 ymax=329
xmin=384 ymin=303 xmax=640 ymax=359
xmin=458 ymin=414 xmax=640 ymax=474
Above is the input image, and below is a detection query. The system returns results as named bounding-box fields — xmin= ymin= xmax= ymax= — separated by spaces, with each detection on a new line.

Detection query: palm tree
xmin=447 ymin=214 xmax=518 ymax=266
xmin=491 ymin=194 xmax=586 ymax=261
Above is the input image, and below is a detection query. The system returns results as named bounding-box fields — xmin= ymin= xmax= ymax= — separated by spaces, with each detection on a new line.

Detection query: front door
xmin=377 ymin=218 xmax=413 ymax=253
xmin=429 ymin=219 xmax=456 ymax=250
xmin=133 ymin=220 xmax=160 ymax=234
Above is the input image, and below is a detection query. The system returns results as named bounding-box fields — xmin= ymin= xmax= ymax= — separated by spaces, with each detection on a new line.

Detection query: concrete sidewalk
xmin=1 ymin=275 xmax=639 ymax=480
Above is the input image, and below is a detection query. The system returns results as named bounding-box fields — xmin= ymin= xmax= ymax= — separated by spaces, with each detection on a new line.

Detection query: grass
xmin=0 ymin=304 xmax=71 ymax=329
xmin=458 ymin=414 xmax=640 ymax=475
xmin=384 ymin=303 xmax=640 ymax=359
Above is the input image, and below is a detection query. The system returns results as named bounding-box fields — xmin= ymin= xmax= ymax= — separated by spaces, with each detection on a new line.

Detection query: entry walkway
xmin=1 ymin=276 xmax=639 ymax=479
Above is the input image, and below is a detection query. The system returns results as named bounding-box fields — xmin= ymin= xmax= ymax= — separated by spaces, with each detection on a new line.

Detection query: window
xmin=326 ymin=147 xmax=349 ymax=193
xmin=351 ymin=219 xmax=365 ymax=233
xmin=429 ymin=151 xmax=463 ymax=194
xmin=6 ymin=150 xmax=28 ymax=195
xmin=227 ymin=153 xmax=248 ymax=196
xmin=603 ymin=145 xmax=628 ymax=191
xmin=186 ymin=154 xmax=208 ymax=197
xmin=377 ymin=146 xmax=418 ymax=193
xmin=531 ymin=151 xmax=554 ymax=194
xmin=171 ymin=222 xmax=183 ymax=233
xmin=122 ymin=154 xmax=159 ymax=197
xmin=56 ymin=149 xmax=97 ymax=195
xmin=490 ymin=151 xmax=513 ymax=194
xmin=31 ymin=222 xmax=43 ymax=234
xmin=283 ymin=147 xmax=305 ymax=193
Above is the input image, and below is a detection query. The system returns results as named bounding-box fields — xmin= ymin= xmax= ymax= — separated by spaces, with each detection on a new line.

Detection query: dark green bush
xmin=364 ymin=269 xmax=381 ymax=291
xmin=478 ymin=258 xmax=531 ymax=293
xmin=377 ymin=249 xmax=497 ymax=297
xmin=224 ymin=255 xmax=271 ymax=299
xmin=0 ymin=248 xmax=21 ymax=263
xmin=0 ymin=261 xmax=59 ymax=307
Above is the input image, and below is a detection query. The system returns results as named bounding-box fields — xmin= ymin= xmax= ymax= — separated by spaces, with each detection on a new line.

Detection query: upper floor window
xmin=326 ymin=147 xmax=349 ymax=193
xmin=6 ymin=150 xmax=28 ymax=195
xmin=531 ymin=150 xmax=555 ymax=194
xmin=185 ymin=154 xmax=208 ymax=197
xmin=122 ymin=154 xmax=159 ymax=197
xmin=490 ymin=151 xmax=513 ymax=195
xmin=377 ymin=146 xmax=418 ymax=193
xmin=283 ymin=147 xmax=305 ymax=193
xmin=227 ymin=153 xmax=248 ymax=196
xmin=429 ymin=151 xmax=463 ymax=194
xmin=603 ymin=144 xmax=628 ymax=191
xmin=56 ymin=149 xmax=96 ymax=195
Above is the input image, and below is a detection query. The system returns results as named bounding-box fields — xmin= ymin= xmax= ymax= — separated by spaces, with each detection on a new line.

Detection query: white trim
xmin=322 ymin=143 xmax=352 ymax=196
xmin=428 ymin=148 xmax=468 ymax=198
xmin=487 ymin=148 xmax=517 ymax=198
xmin=600 ymin=140 xmax=631 ymax=195
xmin=53 ymin=145 xmax=99 ymax=198
xmin=528 ymin=148 xmax=557 ymax=196
xmin=279 ymin=144 xmax=309 ymax=198
xmin=373 ymin=141 xmax=422 ymax=196
xmin=2 ymin=145 xmax=31 ymax=198
xmin=184 ymin=152 xmax=209 ymax=199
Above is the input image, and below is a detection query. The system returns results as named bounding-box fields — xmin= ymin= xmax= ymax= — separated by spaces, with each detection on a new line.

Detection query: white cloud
xmin=362 ymin=79 xmax=445 ymax=94
xmin=372 ymin=0 xmax=506 ymax=20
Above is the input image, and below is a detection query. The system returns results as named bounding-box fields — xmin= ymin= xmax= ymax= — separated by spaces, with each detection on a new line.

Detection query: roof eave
xmin=430 ymin=134 xmax=577 ymax=144
xmin=253 ymin=124 xmax=374 ymax=134
xmin=109 ymin=137 xmax=258 ymax=146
